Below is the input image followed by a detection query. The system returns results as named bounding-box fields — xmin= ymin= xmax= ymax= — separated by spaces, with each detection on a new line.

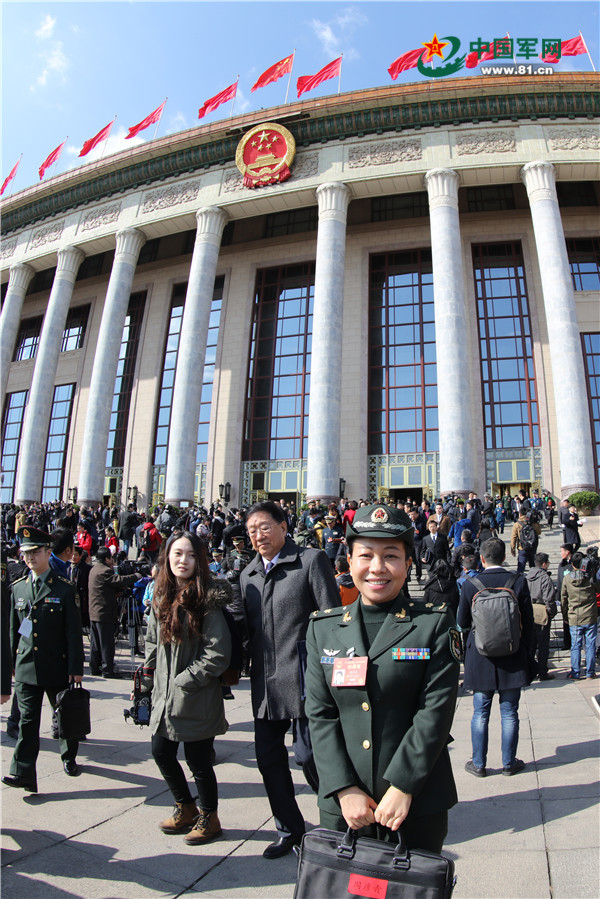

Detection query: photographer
xmin=88 ymin=548 xmax=138 ymax=678
xmin=561 ymin=551 xmax=598 ymax=680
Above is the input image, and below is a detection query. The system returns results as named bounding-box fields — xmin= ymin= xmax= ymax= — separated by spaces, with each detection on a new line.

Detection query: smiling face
xmin=348 ymin=537 xmax=411 ymax=606
xmin=168 ymin=536 xmax=196 ymax=585
xmin=246 ymin=511 xmax=287 ymax=560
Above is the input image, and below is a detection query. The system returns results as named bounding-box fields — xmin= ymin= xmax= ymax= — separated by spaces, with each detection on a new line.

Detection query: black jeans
xmin=151 ymin=733 xmax=217 ymax=811
xmin=89 ymin=620 xmax=116 ymax=674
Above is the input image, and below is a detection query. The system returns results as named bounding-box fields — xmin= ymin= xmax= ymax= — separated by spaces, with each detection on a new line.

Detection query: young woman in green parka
xmin=144 ymin=532 xmax=231 ymax=844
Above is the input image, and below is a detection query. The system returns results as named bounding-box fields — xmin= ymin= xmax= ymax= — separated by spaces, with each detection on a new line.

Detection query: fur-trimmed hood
xmin=205 ymin=576 xmax=233 ymax=611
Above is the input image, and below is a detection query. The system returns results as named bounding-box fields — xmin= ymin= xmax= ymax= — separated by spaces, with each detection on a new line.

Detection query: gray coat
xmin=144 ymin=579 xmax=232 ymax=742
xmin=240 ymin=537 xmax=340 ymax=720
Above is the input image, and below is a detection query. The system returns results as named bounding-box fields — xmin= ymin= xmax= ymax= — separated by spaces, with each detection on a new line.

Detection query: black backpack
xmin=520 ymin=523 xmax=536 ymax=550
xmin=470 ymin=573 xmax=521 ymax=657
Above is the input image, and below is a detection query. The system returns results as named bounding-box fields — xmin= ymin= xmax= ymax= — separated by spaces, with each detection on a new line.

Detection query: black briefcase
xmin=294 ymin=827 xmax=456 ymax=899
xmin=54 ymin=682 xmax=91 ymax=741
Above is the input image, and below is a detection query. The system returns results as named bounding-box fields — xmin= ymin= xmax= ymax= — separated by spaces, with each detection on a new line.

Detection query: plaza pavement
xmin=1 ymin=519 xmax=599 ymax=898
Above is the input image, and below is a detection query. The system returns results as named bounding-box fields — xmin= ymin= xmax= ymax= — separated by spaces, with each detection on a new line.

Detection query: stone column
xmin=1 ymin=263 xmax=35 ymax=399
xmin=306 ymin=182 xmax=351 ymax=503
xmin=521 ymin=161 xmax=596 ymax=496
xmin=77 ymin=228 xmax=147 ymax=505
xmin=424 ymin=168 xmax=476 ymax=497
xmin=14 ymin=247 xmax=85 ymax=504
xmin=164 ymin=207 xmax=228 ymax=505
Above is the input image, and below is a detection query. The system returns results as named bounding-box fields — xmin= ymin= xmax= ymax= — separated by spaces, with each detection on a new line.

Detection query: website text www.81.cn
xmin=480 ymin=64 xmax=555 ymax=76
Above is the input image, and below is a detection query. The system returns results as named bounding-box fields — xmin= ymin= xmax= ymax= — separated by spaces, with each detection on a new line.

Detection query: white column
xmin=521 ymin=161 xmax=596 ymax=496
xmin=306 ymin=182 xmax=351 ymax=503
xmin=164 ymin=207 xmax=228 ymax=505
xmin=78 ymin=228 xmax=146 ymax=505
xmin=15 ymin=247 xmax=85 ymax=503
xmin=424 ymin=168 xmax=476 ymax=497
xmin=1 ymin=263 xmax=35 ymax=398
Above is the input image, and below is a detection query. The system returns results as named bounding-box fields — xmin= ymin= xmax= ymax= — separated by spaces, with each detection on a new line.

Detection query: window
xmin=582 ymin=333 xmax=600 ymax=489
xmin=244 ymin=263 xmax=314 ymax=461
xmin=567 ymin=238 xmax=600 ymax=291
xmin=369 ymin=250 xmax=438 ymax=454
xmin=41 ymin=384 xmax=75 ymax=501
xmin=13 ymin=316 xmax=43 ymax=361
xmin=467 ymin=185 xmax=515 ymax=213
xmin=371 ymin=193 xmax=429 ymax=222
xmin=265 ymin=208 xmax=317 ymax=239
xmin=556 ymin=181 xmax=598 ymax=207
xmin=1 ymin=391 xmax=28 ymax=502
xmin=197 ymin=277 xmax=224 ymax=464
xmin=61 ymin=305 xmax=90 ymax=352
xmin=473 ymin=242 xmax=539 ymax=450
xmin=105 ymin=292 xmax=146 ymax=468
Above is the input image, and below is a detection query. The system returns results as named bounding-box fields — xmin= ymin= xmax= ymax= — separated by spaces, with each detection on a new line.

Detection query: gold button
xmin=361 ymin=702 xmax=370 ymax=711
xmin=33 ymin=633 xmax=37 ymax=637
xmin=34 ymin=647 xmax=38 ymax=652
xmin=33 ymin=619 xmax=37 ymax=623
xmin=362 ymin=740 xmax=370 ymax=750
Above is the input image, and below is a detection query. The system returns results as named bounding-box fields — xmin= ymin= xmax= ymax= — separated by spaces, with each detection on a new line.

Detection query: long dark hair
xmin=153 ymin=532 xmax=210 ymax=644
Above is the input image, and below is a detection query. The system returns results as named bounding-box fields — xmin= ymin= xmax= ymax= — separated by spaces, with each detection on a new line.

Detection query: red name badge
xmin=348 ymin=872 xmax=389 ymax=898
xmin=331 ymin=656 xmax=368 ymax=687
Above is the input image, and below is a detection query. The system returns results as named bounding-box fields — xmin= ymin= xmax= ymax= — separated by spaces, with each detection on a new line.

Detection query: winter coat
xmin=144 ymin=579 xmax=232 ymax=742
xmin=88 ymin=562 xmax=138 ymax=623
xmin=525 ymin=567 xmax=557 ymax=620
xmin=423 ymin=573 xmax=460 ymax=615
xmin=560 ymin=570 xmax=598 ymax=627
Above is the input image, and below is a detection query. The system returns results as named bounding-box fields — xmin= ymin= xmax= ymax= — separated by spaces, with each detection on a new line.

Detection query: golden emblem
xmin=342 ymin=610 xmax=352 ymax=623
xmin=23 ymin=529 xmax=30 ymax=537
xmin=371 ymin=507 xmax=388 ymax=523
xmin=236 ymin=122 xmax=296 ymax=189
xmin=395 ymin=609 xmax=407 ymax=619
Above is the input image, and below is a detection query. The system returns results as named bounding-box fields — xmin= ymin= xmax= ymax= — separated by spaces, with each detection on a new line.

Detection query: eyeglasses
xmin=247 ymin=524 xmax=275 ymax=537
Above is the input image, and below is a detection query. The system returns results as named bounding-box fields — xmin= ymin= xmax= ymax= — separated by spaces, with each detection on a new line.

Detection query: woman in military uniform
xmin=305 ymin=504 xmax=460 ymax=853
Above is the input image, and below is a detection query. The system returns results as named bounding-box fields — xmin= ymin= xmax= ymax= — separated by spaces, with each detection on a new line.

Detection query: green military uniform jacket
xmin=305 ymin=593 xmax=459 ymax=821
xmin=10 ymin=572 xmax=84 ymax=686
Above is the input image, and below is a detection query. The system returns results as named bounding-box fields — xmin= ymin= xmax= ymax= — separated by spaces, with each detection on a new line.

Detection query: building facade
xmin=1 ymin=75 xmax=599 ymax=510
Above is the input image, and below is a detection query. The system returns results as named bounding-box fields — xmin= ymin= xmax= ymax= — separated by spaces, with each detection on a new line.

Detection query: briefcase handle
xmin=336 ymin=828 xmax=412 ymax=870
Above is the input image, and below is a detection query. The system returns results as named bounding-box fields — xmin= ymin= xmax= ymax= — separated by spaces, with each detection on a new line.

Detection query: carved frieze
xmin=293 ymin=153 xmax=319 ymax=178
xmin=81 ymin=203 xmax=121 ymax=231
xmin=348 ymin=140 xmax=422 ymax=168
xmin=548 ymin=127 xmax=600 ymax=151
xmin=455 ymin=131 xmax=516 ymax=155
xmin=142 ymin=182 xmax=199 ymax=213
xmin=0 ymin=238 xmax=17 ymax=260
xmin=222 ymin=170 xmax=244 ymax=194
xmin=29 ymin=221 xmax=64 ymax=250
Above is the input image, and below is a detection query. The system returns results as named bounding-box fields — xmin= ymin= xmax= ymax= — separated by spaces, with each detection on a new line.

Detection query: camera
xmin=580 ymin=547 xmax=600 ymax=581
xmin=124 ymin=666 xmax=154 ymax=726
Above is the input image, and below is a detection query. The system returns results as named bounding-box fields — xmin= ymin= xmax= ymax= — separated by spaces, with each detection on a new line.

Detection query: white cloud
xmin=66 ymin=126 xmax=146 ymax=167
xmin=35 ymin=14 xmax=56 ymax=40
xmin=309 ymin=6 xmax=367 ymax=61
xmin=165 ymin=111 xmax=190 ymax=135
xmin=235 ymin=87 xmax=251 ymax=115
xmin=31 ymin=40 xmax=70 ymax=90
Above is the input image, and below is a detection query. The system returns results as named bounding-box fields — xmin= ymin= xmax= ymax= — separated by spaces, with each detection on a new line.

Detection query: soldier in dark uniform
xmin=2 ymin=527 xmax=84 ymax=793
xmin=305 ymin=504 xmax=460 ymax=854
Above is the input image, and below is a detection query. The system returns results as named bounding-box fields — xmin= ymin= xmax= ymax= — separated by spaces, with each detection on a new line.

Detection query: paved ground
xmin=2 ymin=519 xmax=599 ymax=898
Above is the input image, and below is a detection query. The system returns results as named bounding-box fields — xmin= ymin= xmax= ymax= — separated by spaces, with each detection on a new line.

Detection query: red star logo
xmin=421 ymin=33 xmax=449 ymax=62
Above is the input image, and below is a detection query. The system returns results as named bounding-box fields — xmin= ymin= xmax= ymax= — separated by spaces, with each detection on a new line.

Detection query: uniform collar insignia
xmin=395 ymin=609 xmax=407 ymax=619
xmin=342 ymin=609 xmax=352 ymax=623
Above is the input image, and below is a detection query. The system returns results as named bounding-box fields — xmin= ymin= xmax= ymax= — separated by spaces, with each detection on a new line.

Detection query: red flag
xmin=252 ymin=53 xmax=294 ymax=92
xmin=1 ymin=158 xmax=21 ymax=196
xmin=465 ymin=41 xmax=497 ymax=69
xmin=198 ymin=81 xmax=237 ymax=119
xmin=126 ymin=100 xmax=166 ymax=139
xmin=39 ymin=139 xmax=66 ymax=180
xmin=540 ymin=35 xmax=586 ymax=63
xmin=388 ymin=47 xmax=426 ymax=79
xmin=297 ymin=56 xmax=342 ymax=98
xmin=79 ymin=120 xmax=115 ymax=157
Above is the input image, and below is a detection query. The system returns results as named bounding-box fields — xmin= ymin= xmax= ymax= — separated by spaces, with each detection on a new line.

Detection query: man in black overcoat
xmin=240 ymin=501 xmax=339 ymax=858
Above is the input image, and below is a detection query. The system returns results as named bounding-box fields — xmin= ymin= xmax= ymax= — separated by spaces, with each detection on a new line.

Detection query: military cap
xmin=232 ymin=536 xmax=245 ymax=544
xmin=345 ymin=503 xmax=414 ymax=552
xmin=17 ymin=526 xmax=52 ymax=551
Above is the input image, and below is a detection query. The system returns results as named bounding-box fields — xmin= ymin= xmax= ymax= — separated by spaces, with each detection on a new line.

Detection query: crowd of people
xmin=1 ymin=487 xmax=598 ymax=864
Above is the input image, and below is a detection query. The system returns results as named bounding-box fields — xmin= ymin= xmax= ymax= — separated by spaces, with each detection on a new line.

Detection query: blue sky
xmin=2 ymin=0 xmax=598 ymax=194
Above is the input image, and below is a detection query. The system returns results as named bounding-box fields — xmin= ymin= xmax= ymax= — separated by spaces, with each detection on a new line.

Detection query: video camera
xmin=124 ymin=666 xmax=154 ymax=726
xmin=580 ymin=547 xmax=600 ymax=581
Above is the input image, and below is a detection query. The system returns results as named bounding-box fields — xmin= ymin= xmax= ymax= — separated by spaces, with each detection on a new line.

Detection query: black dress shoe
xmin=63 ymin=760 xmax=79 ymax=776
xmin=263 ymin=834 xmax=303 ymax=859
xmin=2 ymin=775 xmax=38 ymax=793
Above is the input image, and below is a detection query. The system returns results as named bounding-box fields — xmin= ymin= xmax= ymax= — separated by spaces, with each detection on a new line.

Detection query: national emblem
xmin=236 ymin=122 xmax=296 ymax=189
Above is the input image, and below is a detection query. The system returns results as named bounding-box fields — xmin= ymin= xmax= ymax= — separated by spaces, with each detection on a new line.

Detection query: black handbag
xmin=54 ymin=682 xmax=91 ymax=741
xmin=294 ymin=827 xmax=456 ymax=899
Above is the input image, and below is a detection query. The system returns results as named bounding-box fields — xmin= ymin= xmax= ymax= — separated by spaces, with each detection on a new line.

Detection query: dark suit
xmin=305 ymin=593 xmax=459 ymax=850
xmin=421 ymin=533 xmax=450 ymax=566
xmin=9 ymin=571 xmax=84 ymax=786
xmin=240 ymin=537 xmax=339 ymax=838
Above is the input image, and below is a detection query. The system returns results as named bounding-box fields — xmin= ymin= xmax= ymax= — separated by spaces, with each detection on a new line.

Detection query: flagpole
xmin=284 ymin=50 xmax=296 ymax=104
xmin=579 ymin=30 xmax=596 ymax=71
xmin=99 ymin=117 xmax=117 ymax=161
xmin=230 ymin=77 xmax=239 ymax=118
xmin=50 ymin=138 xmax=67 ymax=180
xmin=338 ymin=54 xmax=343 ymax=94
xmin=153 ymin=99 xmax=168 ymax=141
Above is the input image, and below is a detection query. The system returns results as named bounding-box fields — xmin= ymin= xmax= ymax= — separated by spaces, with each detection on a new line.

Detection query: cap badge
xmin=371 ymin=508 xmax=388 ymax=523
xmin=23 ymin=529 xmax=30 ymax=537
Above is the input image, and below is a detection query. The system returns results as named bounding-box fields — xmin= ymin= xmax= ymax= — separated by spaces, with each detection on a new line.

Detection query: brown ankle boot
xmin=159 ymin=801 xmax=199 ymax=833
xmin=184 ymin=810 xmax=222 ymax=845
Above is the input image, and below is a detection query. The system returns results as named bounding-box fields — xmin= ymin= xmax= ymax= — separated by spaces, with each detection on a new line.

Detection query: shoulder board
xmin=407 ymin=600 xmax=450 ymax=613
xmin=311 ymin=606 xmax=345 ymax=619
xmin=57 ymin=575 xmax=74 ymax=585
xmin=11 ymin=575 xmax=29 ymax=585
